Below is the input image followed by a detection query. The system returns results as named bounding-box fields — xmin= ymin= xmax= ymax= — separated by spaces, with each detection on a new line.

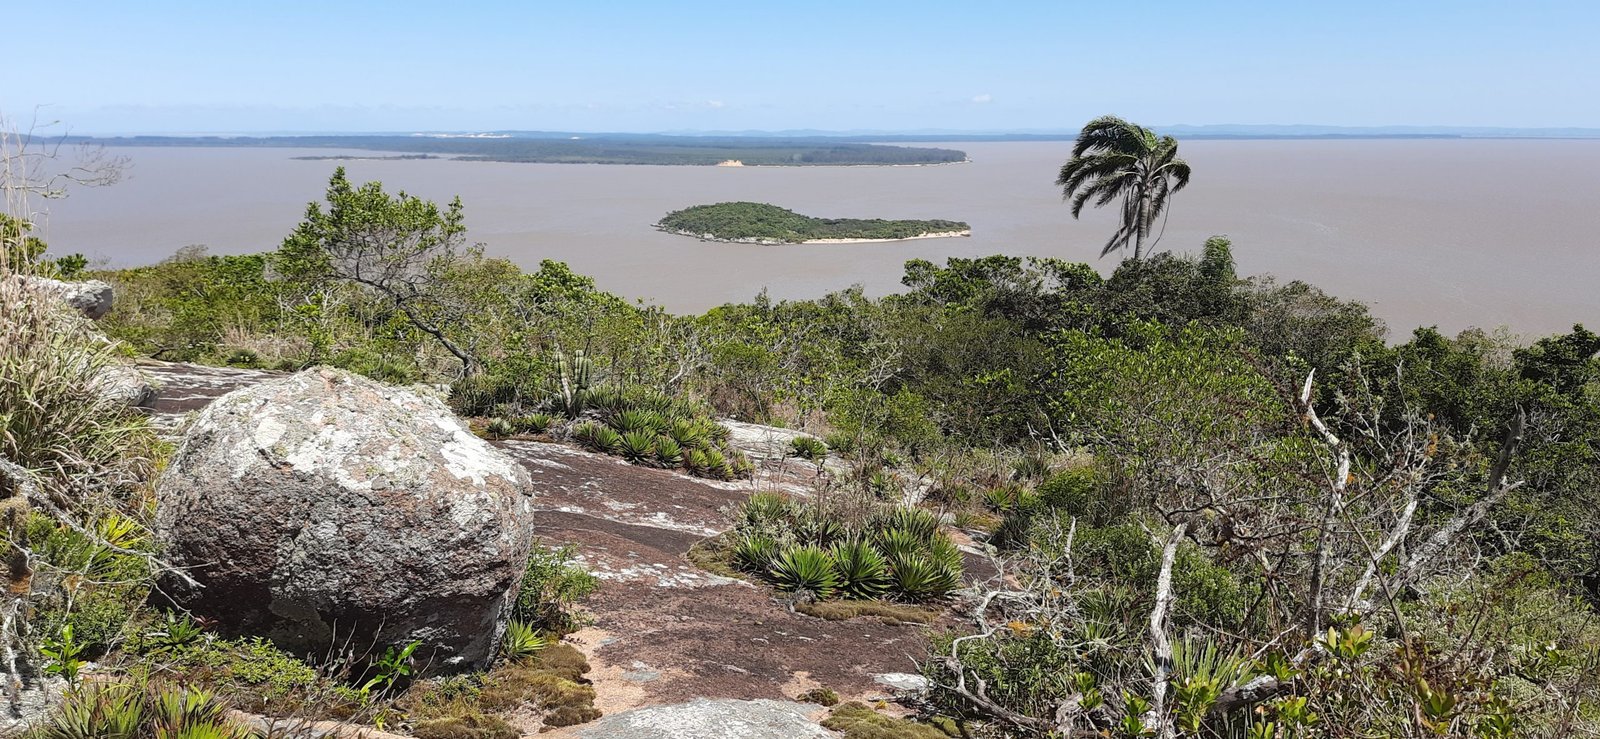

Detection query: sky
xmin=8 ymin=0 xmax=1599 ymax=134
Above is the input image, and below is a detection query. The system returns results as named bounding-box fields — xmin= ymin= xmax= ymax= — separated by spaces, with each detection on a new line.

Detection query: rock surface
xmin=0 ymin=676 xmax=66 ymax=736
xmin=543 ymin=698 xmax=831 ymax=739
xmin=6 ymin=274 xmax=114 ymax=319
xmin=155 ymin=366 xmax=536 ymax=668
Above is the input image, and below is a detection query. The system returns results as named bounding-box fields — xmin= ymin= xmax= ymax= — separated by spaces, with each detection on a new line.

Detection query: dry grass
xmin=795 ymin=600 xmax=942 ymax=625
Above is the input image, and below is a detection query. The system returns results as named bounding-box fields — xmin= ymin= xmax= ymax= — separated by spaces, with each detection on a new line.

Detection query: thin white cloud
xmin=971 ymin=93 xmax=993 ymax=104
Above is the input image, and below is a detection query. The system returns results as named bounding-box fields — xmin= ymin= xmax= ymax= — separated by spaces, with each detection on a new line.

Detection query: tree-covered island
xmin=656 ymin=201 xmax=971 ymax=244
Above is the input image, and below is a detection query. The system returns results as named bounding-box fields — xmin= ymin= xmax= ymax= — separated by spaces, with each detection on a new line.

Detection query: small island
xmin=657 ymin=201 xmax=971 ymax=244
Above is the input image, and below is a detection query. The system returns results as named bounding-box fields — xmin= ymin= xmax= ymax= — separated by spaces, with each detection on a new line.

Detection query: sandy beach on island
xmin=798 ymin=229 xmax=972 ymax=244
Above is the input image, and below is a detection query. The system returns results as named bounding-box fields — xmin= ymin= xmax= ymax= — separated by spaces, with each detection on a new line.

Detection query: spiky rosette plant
xmin=515 ymin=413 xmax=556 ymax=435
xmin=889 ymin=553 xmax=960 ymax=602
xmin=790 ymin=436 xmax=828 ymax=461
xmin=666 ymin=418 xmax=709 ymax=450
xmin=740 ymin=492 xmax=794 ymax=529
xmin=830 ymin=540 xmax=891 ymax=600
xmin=768 ymin=544 xmax=841 ymax=599
xmin=874 ymin=527 xmax=924 ymax=562
xmin=486 ymin=417 xmax=515 ymax=439
xmin=618 ymin=430 xmax=657 ymax=462
xmin=571 ymin=422 xmax=622 ymax=454
xmin=612 ymin=409 xmax=664 ymax=435
xmin=878 ymin=507 xmax=942 ymax=543
xmin=732 ymin=532 xmax=780 ymax=573
xmin=654 ymin=436 xmax=683 ymax=466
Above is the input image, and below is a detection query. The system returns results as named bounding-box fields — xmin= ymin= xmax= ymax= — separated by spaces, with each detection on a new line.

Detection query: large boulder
xmin=155 ymin=366 xmax=536 ymax=668
xmin=5 ymin=274 xmax=114 ymax=319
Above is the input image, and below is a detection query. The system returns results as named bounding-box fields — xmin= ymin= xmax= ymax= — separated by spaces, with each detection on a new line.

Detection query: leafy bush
xmin=512 ymin=543 xmax=599 ymax=636
xmin=769 ymin=544 xmax=841 ymax=599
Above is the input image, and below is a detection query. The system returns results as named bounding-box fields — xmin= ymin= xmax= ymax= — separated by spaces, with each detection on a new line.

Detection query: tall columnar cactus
xmin=553 ymin=350 xmax=594 ymax=418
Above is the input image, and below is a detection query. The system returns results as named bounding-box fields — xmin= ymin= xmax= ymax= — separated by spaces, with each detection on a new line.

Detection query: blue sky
xmin=9 ymin=0 xmax=1598 ymax=134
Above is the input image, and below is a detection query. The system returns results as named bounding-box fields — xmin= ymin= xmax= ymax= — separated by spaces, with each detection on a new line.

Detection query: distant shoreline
xmin=658 ymin=227 xmax=973 ymax=245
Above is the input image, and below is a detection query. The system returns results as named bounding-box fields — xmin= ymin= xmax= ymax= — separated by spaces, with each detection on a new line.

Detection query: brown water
xmin=28 ymin=140 xmax=1600 ymax=336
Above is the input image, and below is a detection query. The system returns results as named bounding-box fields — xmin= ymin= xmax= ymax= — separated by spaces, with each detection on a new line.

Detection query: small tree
xmin=276 ymin=168 xmax=479 ymax=376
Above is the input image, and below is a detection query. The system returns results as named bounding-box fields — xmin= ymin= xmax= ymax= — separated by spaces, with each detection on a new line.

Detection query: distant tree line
xmin=50 ymin=135 xmax=968 ymax=166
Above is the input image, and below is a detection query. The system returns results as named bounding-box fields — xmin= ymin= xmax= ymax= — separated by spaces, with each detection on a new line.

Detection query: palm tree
xmin=1056 ymin=116 xmax=1192 ymax=260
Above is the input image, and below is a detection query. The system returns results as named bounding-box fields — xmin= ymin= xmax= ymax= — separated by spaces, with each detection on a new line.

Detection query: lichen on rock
xmin=155 ymin=366 xmax=537 ymax=668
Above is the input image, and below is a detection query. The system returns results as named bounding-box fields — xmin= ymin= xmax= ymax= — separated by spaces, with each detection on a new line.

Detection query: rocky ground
xmin=142 ymin=361 xmax=948 ymax=732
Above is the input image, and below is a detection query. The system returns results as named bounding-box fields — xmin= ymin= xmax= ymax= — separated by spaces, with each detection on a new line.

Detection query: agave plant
xmin=928 ymin=534 xmax=966 ymax=572
xmin=874 ymin=527 xmax=924 ymax=562
xmin=572 ymin=422 xmax=622 ymax=454
xmin=790 ymin=436 xmax=828 ymax=461
xmin=515 ymin=413 xmax=556 ymax=435
xmin=654 ymin=436 xmax=684 ymax=466
xmin=618 ymin=430 xmax=657 ymax=462
xmin=666 ymin=418 xmax=709 ymax=450
xmin=683 ymin=448 xmax=710 ymax=474
xmin=878 ymin=507 xmax=941 ymax=543
xmin=732 ymin=532 xmax=780 ymax=573
xmin=768 ymin=544 xmax=840 ymax=599
xmin=830 ymin=540 xmax=891 ymax=600
xmin=740 ymin=492 xmax=793 ymax=528
xmin=796 ymin=510 xmax=847 ymax=547
xmin=501 ymin=620 xmax=548 ymax=661
xmin=486 ymin=417 xmax=515 ymax=439
xmin=38 ymin=680 xmax=256 ymax=739
xmin=700 ymin=448 xmax=731 ymax=480
xmin=585 ymin=386 xmax=630 ymax=418
xmin=889 ymin=553 xmax=961 ymax=602
xmin=612 ymin=409 xmax=665 ymax=435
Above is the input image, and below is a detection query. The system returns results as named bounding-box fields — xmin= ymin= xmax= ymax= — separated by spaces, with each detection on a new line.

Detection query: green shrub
xmin=769 ymin=545 xmax=841 ymax=599
xmin=224 ymin=348 xmax=263 ymax=368
xmin=790 ymin=435 xmax=829 ymax=461
xmin=512 ymin=543 xmax=599 ymax=636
